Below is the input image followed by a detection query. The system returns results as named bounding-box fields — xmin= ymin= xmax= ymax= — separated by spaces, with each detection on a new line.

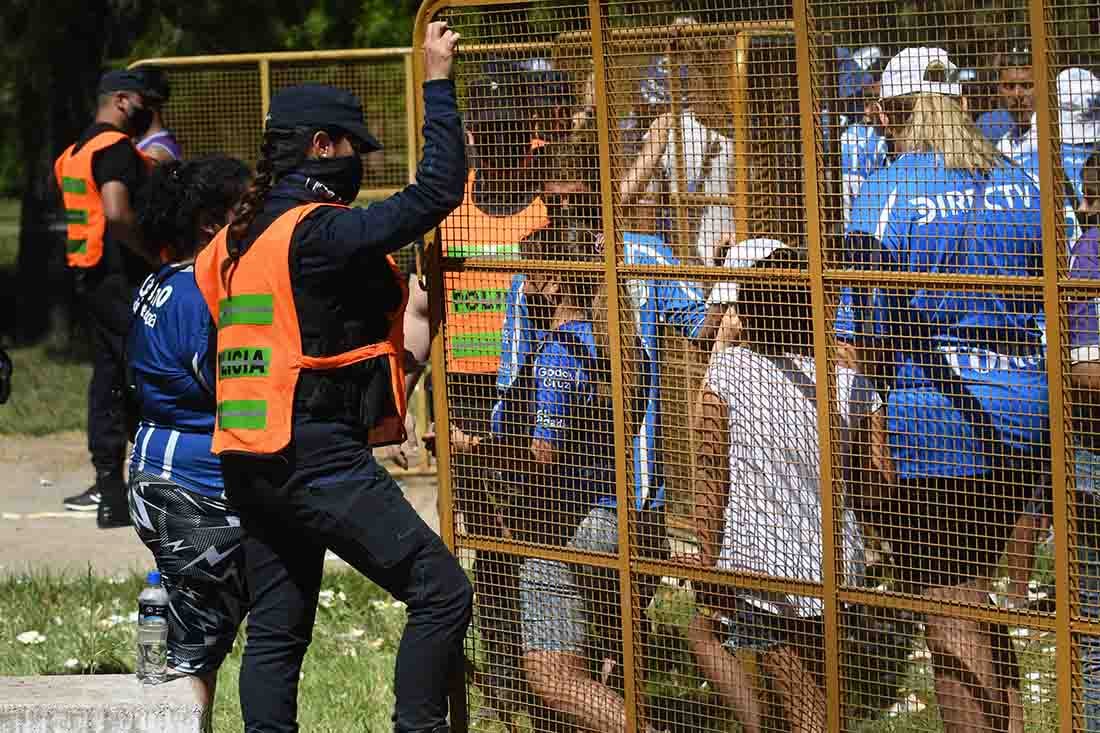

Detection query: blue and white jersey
xmin=978 ymin=108 xmax=1017 ymax=144
xmin=624 ymin=233 xmax=708 ymax=509
xmin=840 ymin=124 xmax=888 ymax=226
xmin=491 ymin=274 xmax=541 ymax=437
xmin=127 ymin=265 xmax=223 ymax=496
xmin=1002 ymin=135 xmax=1088 ymax=247
xmin=846 ymin=152 xmax=1046 ymax=479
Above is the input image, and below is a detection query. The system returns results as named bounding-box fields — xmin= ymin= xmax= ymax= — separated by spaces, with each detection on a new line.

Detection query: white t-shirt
xmin=659 ymin=111 xmax=735 ymax=266
xmin=705 ymin=347 xmax=880 ymax=617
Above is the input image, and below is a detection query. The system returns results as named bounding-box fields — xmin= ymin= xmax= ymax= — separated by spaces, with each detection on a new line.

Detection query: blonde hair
xmin=883 ymin=93 xmax=1005 ymax=174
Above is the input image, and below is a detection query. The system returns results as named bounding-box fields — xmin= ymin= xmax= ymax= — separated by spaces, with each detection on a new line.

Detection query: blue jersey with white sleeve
xmin=846 ymin=152 xmax=1046 ymax=479
xmin=1003 ymin=137 xmax=1088 ymax=246
xmin=840 ymin=124 xmax=888 ymax=226
xmin=624 ymin=233 xmax=708 ymax=509
xmin=127 ymin=265 xmax=223 ymax=495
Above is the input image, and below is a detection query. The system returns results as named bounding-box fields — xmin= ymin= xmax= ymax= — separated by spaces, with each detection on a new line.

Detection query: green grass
xmin=0 ymin=565 xmax=1067 ymax=733
xmin=0 ymin=570 xmax=404 ymax=732
xmin=0 ymin=344 xmax=90 ymax=435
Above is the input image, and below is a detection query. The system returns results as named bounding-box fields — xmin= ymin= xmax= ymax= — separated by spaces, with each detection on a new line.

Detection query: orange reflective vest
xmin=194 ymin=203 xmax=408 ymax=455
xmin=439 ymin=170 xmax=549 ymax=374
xmin=53 ymin=130 xmax=151 ymax=268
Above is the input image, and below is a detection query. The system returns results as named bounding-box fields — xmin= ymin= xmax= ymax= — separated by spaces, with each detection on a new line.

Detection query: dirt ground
xmin=0 ymin=432 xmax=440 ymax=577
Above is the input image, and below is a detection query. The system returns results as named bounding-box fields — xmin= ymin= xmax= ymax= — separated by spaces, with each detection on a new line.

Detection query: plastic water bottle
xmin=136 ymin=570 xmax=169 ymax=685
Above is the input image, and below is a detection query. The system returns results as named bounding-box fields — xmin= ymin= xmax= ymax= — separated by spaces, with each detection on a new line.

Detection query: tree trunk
xmin=14 ymin=0 xmax=111 ymax=346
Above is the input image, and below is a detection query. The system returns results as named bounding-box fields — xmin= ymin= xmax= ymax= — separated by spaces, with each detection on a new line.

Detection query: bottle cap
xmin=147 ymin=570 xmax=162 ymax=585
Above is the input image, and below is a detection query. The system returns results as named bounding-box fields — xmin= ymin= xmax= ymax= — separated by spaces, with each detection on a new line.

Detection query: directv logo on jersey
xmin=910 ymin=183 xmax=1034 ymax=225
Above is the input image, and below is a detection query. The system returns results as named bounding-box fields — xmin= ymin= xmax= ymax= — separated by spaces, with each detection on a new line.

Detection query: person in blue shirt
xmin=846 ymin=48 xmax=1045 ymax=733
xmin=495 ymin=230 xmax=647 ymax=733
xmin=977 ymin=48 xmax=1034 ymax=146
xmin=126 ymin=155 xmax=249 ymax=714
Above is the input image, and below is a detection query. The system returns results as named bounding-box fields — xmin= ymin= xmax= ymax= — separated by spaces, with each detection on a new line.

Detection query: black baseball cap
xmin=266 ymin=83 xmax=382 ymax=152
xmin=137 ymin=67 xmax=171 ymax=103
xmin=97 ymin=70 xmax=150 ymax=96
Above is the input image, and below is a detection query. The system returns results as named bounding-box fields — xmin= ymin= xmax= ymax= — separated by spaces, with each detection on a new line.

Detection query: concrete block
xmin=0 ymin=675 xmax=205 ymax=733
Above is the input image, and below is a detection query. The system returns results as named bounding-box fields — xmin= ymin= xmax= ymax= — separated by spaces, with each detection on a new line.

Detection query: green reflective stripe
xmin=66 ymin=239 xmax=88 ymax=255
xmin=447 ymin=243 xmax=521 ymax=258
xmin=451 ymin=331 xmax=502 ymax=359
xmin=218 ymin=400 xmax=267 ymax=430
xmin=450 ymin=288 xmax=508 ymax=314
xmin=61 ymin=177 xmax=87 ymax=194
xmin=65 ymin=209 xmax=88 ymax=225
xmin=218 ymin=294 xmax=274 ymax=328
xmin=218 ymin=347 xmax=272 ymax=378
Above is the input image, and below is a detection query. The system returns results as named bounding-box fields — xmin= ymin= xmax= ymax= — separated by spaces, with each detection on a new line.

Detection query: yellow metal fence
xmin=129 ymin=48 xmax=418 ymax=199
xmin=417 ymin=1 xmax=1100 ymax=731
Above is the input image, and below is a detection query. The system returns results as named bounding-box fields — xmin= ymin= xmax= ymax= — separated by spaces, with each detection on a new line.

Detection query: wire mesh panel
xmin=130 ymin=63 xmax=264 ymax=167
xmin=129 ymin=50 xmax=415 ymax=194
xmin=417 ymin=0 xmax=1100 ymax=731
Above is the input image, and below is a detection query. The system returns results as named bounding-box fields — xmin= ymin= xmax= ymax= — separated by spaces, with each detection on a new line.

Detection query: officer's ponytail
xmin=223 ymin=126 xmax=313 ymax=287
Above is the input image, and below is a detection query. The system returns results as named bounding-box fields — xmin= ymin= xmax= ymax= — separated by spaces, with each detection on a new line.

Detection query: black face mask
xmin=297 ymin=155 xmax=363 ymax=205
xmin=126 ymin=101 xmax=154 ymax=139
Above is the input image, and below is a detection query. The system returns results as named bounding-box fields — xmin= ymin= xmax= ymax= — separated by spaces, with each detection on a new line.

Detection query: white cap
xmin=708 ymin=239 xmax=789 ymax=306
xmin=851 ymin=46 xmax=883 ymax=72
xmin=879 ymin=47 xmax=962 ymax=99
xmin=1057 ymin=67 xmax=1100 ymax=145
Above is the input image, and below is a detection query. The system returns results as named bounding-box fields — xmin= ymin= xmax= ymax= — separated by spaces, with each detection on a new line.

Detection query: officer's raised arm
xmin=318 ymin=20 xmax=466 ymax=254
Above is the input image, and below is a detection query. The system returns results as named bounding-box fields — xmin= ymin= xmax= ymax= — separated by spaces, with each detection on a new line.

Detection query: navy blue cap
xmin=266 ymin=83 xmax=382 ymax=152
xmin=137 ymin=67 xmax=170 ymax=103
xmin=98 ymin=70 xmax=150 ymax=96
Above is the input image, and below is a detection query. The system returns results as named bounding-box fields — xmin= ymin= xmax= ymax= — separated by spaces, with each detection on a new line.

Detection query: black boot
xmin=95 ymin=472 xmax=131 ymax=529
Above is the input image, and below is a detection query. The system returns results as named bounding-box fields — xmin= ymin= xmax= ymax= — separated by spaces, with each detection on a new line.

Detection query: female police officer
xmin=845 ymin=48 xmax=1045 ymax=733
xmin=194 ymin=22 xmax=470 ymax=733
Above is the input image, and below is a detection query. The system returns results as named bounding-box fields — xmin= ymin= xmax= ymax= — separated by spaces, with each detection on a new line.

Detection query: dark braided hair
xmin=137 ymin=155 xmax=249 ymax=264
xmin=222 ymin=125 xmax=351 ymax=286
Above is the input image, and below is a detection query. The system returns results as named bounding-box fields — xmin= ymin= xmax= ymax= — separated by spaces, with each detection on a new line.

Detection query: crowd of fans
xmin=21 ymin=13 xmax=1100 ymax=733
xmin=440 ymin=28 xmax=1100 ymax=733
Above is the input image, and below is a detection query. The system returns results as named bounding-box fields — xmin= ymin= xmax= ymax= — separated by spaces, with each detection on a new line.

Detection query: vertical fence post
xmin=588 ymin=1 xmax=639 ymax=729
xmin=1029 ymin=0 xmax=1074 ymax=730
xmin=259 ymin=58 xmax=271 ymax=121
xmin=792 ymin=1 xmax=842 ymax=730
xmin=411 ymin=5 xmax=466 ymax=728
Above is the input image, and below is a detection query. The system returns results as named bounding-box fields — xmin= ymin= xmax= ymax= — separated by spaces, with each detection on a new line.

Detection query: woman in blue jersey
xmin=126 ymin=155 xmax=250 ymax=711
xmin=846 ymin=48 xmax=1045 ymax=733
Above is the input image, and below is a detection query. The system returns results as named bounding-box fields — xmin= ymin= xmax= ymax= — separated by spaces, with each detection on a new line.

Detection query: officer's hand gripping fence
xmin=416 ymin=1 xmax=1100 ymax=732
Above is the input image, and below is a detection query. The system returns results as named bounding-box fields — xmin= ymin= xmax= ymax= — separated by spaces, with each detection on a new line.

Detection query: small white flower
xmin=369 ymin=638 xmax=384 ymax=650
xmin=52 ymin=617 xmax=63 ymax=627
xmin=318 ymin=590 xmax=336 ymax=608
xmin=16 ymin=631 xmax=46 ymax=645
xmin=336 ymin=591 xmax=347 ymax=602
xmin=370 ymin=600 xmax=388 ymax=611
xmin=343 ymin=647 xmax=358 ymax=658
xmin=391 ymin=600 xmax=406 ymax=610
xmin=349 ymin=628 xmax=366 ymax=639
xmin=108 ymin=576 xmax=127 ymax=585
xmin=64 ymin=658 xmax=80 ymax=670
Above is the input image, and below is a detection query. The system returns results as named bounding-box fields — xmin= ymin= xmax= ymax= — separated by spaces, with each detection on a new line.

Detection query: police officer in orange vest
xmin=193 ymin=21 xmax=470 ymax=733
xmin=55 ymin=70 xmax=158 ymax=526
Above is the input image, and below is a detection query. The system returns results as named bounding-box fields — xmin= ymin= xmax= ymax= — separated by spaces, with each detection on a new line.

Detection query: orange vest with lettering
xmin=439 ymin=170 xmax=549 ymax=374
xmin=53 ymin=131 xmax=152 ymax=268
xmin=194 ymin=203 xmax=408 ymax=455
